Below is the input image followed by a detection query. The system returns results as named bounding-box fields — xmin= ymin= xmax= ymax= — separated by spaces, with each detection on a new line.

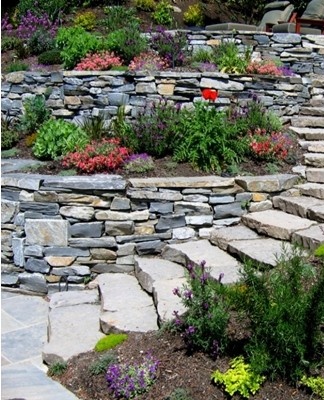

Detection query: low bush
xmin=94 ymin=334 xmax=128 ymax=352
xmin=5 ymin=61 xmax=29 ymax=73
xmin=28 ymin=28 xmax=56 ymax=55
xmin=212 ymin=40 xmax=251 ymax=73
xmin=33 ymin=119 xmax=89 ymax=159
xmin=38 ymin=49 xmax=62 ymax=65
xmin=19 ymin=95 xmax=51 ymax=135
xmin=124 ymin=153 xmax=155 ymax=173
xmin=16 ymin=0 xmax=68 ymax=21
xmin=48 ymin=361 xmax=67 ymax=376
xmin=152 ymin=0 xmax=174 ymax=26
xmin=75 ymin=51 xmax=122 ymax=71
xmin=183 ymin=3 xmax=204 ymax=26
xmin=1 ymin=116 xmax=19 ymax=150
xmin=16 ymin=11 xmax=58 ymax=42
xmin=74 ymin=11 xmax=96 ymax=31
xmin=129 ymin=51 xmax=168 ymax=72
xmin=1 ymin=36 xmax=23 ymax=52
xmin=78 ymin=113 xmax=109 ymax=140
xmin=134 ymin=0 xmax=156 ymax=11
xmin=88 ymin=352 xmax=117 ymax=375
xmin=102 ymin=6 xmax=139 ymax=33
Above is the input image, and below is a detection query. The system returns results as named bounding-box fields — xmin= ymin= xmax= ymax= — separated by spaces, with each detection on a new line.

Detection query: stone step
xmin=209 ymin=224 xmax=293 ymax=267
xmin=134 ymin=256 xmax=187 ymax=324
xmin=273 ymin=195 xmax=324 ymax=222
xmin=295 ymin=182 xmax=324 ymax=199
xmin=292 ymin=223 xmax=324 ymax=251
xmin=304 ymin=153 xmax=324 ymax=168
xmin=299 ymin=140 xmax=324 ymax=152
xmin=42 ymin=290 xmax=105 ymax=365
xmin=299 ymin=106 xmax=324 ymax=116
xmin=289 ymin=126 xmax=324 ymax=140
xmin=96 ymin=273 xmax=159 ymax=333
xmin=291 ymin=116 xmax=324 ymax=128
xmin=241 ymin=209 xmax=317 ymax=241
xmin=306 ymin=168 xmax=324 ymax=183
xmin=161 ymin=239 xmax=241 ymax=284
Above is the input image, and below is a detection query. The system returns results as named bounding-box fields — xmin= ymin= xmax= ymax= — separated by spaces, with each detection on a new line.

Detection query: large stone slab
xmin=295 ymin=183 xmax=324 ymax=199
xmin=235 ymin=174 xmax=299 ymax=192
xmin=292 ymin=223 xmax=324 ymax=250
xmin=97 ymin=273 xmax=158 ymax=333
xmin=242 ymin=210 xmax=317 ymax=240
xmin=228 ymin=238 xmax=294 ymax=267
xmin=291 ymin=116 xmax=324 ymax=128
xmin=41 ymin=175 xmax=126 ymax=190
xmin=161 ymin=240 xmax=241 ymax=284
xmin=210 ymin=225 xmax=260 ymax=251
xmin=129 ymin=176 xmax=235 ymax=188
xmin=289 ymin=126 xmax=324 ymax=140
xmin=25 ymin=219 xmax=69 ymax=246
xmin=304 ymin=153 xmax=324 ymax=168
xmin=273 ymin=195 xmax=324 ymax=220
xmin=306 ymin=168 xmax=324 ymax=183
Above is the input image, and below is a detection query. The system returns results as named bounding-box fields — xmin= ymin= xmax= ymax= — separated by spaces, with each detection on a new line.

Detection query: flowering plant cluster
xmin=173 ymin=261 xmax=229 ymax=358
xmin=16 ymin=11 xmax=58 ymax=41
xmin=246 ymin=61 xmax=294 ymax=77
xmin=129 ymin=51 xmax=168 ymax=72
xmin=1 ymin=13 xmax=13 ymax=32
xmin=124 ymin=153 xmax=155 ymax=173
xmin=248 ymin=128 xmax=294 ymax=161
xmin=75 ymin=51 xmax=123 ymax=71
xmin=106 ymin=353 xmax=159 ymax=399
xmin=62 ymin=138 xmax=131 ymax=173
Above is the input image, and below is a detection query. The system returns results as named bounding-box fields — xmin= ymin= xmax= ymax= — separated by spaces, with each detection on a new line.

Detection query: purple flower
xmin=172 ymin=287 xmax=180 ymax=297
xmin=185 ymin=325 xmax=196 ymax=335
xmin=200 ymin=273 xmax=208 ymax=284
xmin=184 ymin=290 xmax=193 ymax=300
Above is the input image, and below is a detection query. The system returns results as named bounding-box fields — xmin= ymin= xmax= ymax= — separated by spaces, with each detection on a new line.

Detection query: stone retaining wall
xmin=1 ymin=173 xmax=300 ymax=294
xmin=1 ymin=32 xmax=324 ymax=125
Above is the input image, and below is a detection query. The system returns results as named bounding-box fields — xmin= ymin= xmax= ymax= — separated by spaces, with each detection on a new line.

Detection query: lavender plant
xmin=16 ymin=11 xmax=58 ymax=41
xmin=124 ymin=153 xmax=155 ymax=173
xmin=106 ymin=353 xmax=159 ymax=399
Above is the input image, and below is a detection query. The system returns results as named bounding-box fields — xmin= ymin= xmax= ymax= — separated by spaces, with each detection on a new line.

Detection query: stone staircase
xmin=42 ymin=107 xmax=324 ymax=366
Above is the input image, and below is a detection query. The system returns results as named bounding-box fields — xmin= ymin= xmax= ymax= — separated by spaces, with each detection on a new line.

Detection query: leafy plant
xmin=33 ymin=119 xmax=89 ymax=160
xmin=62 ymin=138 xmax=130 ymax=173
xmin=211 ymin=357 xmax=265 ymax=398
xmin=88 ymin=352 xmax=117 ymax=375
xmin=300 ymin=376 xmax=324 ymax=399
xmin=190 ymin=48 xmax=213 ymax=63
xmin=28 ymin=28 xmax=56 ymax=55
xmin=212 ymin=40 xmax=251 ymax=73
xmin=1 ymin=148 xmax=20 ymax=158
xmin=235 ymin=246 xmax=324 ymax=382
xmin=48 ymin=361 xmax=67 ymax=376
xmin=5 ymin=61 xmax=29 ymax=73
xmin=102 ymin=6 xmax=139 ymax=33
xmin=152 ymin=0 xmax=174 ymax=26
xmin=167 ymin=387 xmax=194 ymax=400
xmin=38 ymin=49 xmax=62 ymax=65
xmin=16 ymin=0 xmax=67 ymax=22
xmin=19 ymin=95 xmax=51 ymax=135
xmin=173 ymin=261 xmax=230 ymax=356
xmin=124 ymin=153 xmax=155 ymax=173
xmin=16 ymin=11 xmax=58 ymax=42
xmin=106 ymin=353 xmax=159 ymax=399
xmin=183 ymin=3 xmax=204 ymax=27
xmin=315 ymin=244 xmax=324 ymax=258
xmin=1 ymin=115 xmax=19 ymax=150
xmin=75 ymin=51 xmax=122 ymax=71
xmin=246 ymin=60 xmax=284 ymax=76
xmin=56 ymin=26 xmax=103 ymax=69
xmin=129 ymin=51 xmax=168 ymax=72
xmin=134 ymin=0 xmax=156 ymax=11
xmin=74 ymin=11 xmax=96 ymax=31
xmin=1 ymin=36 xmax=23 ymax=52
xmin=78 ymin=113 xmax=109 ymax=140
xmin=24 ymin=132 xmax=38 ymax=147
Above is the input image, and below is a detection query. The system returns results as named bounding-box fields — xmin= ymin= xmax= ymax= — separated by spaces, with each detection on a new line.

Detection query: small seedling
xmin=48 ymin=361 xmax=67 ymax=376
xmin=88 ymin=352 xmax=117 ymax=375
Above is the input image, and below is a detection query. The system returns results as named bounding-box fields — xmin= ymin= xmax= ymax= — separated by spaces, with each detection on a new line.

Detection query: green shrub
xmin=17 ymin=0 xmax=68 ymax=21
xmin=134 ymin=0 xmax=156 ymax=11
xmin=1 ymin=36 xmax=23 ymax=52
xmin=211 ymin=357 xmax=265 ymax=398
xmin=1 ymin=115 xmax=19 ymax=150
xmin=300 ymin=376 xmax=324 ymax=399
xmin=314 ymin=244 xmax=324 ymax=258
xmin=19 ymin=95 xmax=51 ymax=135
xmin=28 ymin=28 xmax=56 ymax=55
xmin=235 ymin=246 xmax=324 ymax=382
xmin=48 ymin=361 xmax=67 ymax=376
xmin=124 ymin=153 xmax=155 ymax=173
xmin=56 ymin=26 xmax=103 ymax=69
xmin=212 ymin=40 xmax=251 ymax=73
xmin=94 ymin=334 xmax=128 ymax=352
xmin=38 ymin=49 xmax=62 ymax=65
xmin=74 ymin=11 xmax=96 ymax=31
xmin=5 ymin=61 xmax=29 ymax=73
xmin=183 ymin=3 xmax=204 ymax=27
xmin=168 ymin=388 xmax=194 ymax=400
xmin=78 ymin=113 xmax=109 ymax=140
xmin=88 ymin=352 xmax=117 ymax=375
xmin=190 ymin=48 xmax=213 ymax=63
xmin=33 ymin=119 xmax=89 ymax=159
xmin=152 ymin=0 xmax=174 ymax=26
xmin=102 ymin=6 xmax=139 ymax=33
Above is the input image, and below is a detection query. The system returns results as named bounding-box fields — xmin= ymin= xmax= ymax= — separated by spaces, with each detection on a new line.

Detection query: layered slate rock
xmin=306 ymin=168 xmax=324 ymax=183
xmin=161 ymin=240 xmax=241 ymax=284
xmin=295 ymin=183 xmax=324 ymax=199
xmin=209 ymin=225 xmax=260 ymax=251
xmin=242 ymin=210 xmax=317 ymax=241
xmin=273 ymin=195 xmax=324 ymax=222
xmin=291 ymin=223 xmax=324 ymax=250
xmin=97 ymin=273 xmax=159 ymax=333
xmin=235 ymin=174 xmax=299 ymax=193
xmin=41 ymin=175 xmax=126 ymax=191
xmin=42 ymin=290 xmax=104 ymax=365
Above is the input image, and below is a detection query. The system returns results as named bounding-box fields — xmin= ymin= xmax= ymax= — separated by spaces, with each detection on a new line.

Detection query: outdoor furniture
xmin=205 ymin=1 xmax=295 ymax=32
xmin=272 ymin=0 xmax=324 ymax=34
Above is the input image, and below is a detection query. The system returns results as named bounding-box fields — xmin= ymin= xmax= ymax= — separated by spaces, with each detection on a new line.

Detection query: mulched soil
xmin=51 ymin=330 xmax=314 ymax=400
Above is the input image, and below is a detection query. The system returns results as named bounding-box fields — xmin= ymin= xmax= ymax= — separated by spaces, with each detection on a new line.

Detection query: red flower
xmin=201 ymin=88 xmax=218 ymax=102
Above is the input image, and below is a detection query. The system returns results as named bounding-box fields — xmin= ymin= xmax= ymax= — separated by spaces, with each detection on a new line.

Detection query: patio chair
xmin=205 ymin=1 xmax=295 ymax=32
xmin=272 ymin=0 xmax=324 ymax=34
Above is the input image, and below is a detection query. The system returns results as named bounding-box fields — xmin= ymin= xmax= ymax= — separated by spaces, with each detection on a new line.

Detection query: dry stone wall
xmin=1 ymin=32 xmax=324 ymax=126
xmin=1 ymin=173 xmax=300 ymax=294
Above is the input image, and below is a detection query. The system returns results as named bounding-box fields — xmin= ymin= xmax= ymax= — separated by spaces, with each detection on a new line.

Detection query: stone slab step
xmin=273 ymin=195 xmax=324 ymax=222
xmin=241 ymin=210 xmax=317 ymax=240
xmin=161 ymin=239 xmax=241 ymax=284
xmin=299 ymin=106 xmax=324 ymax=116
xmin=97 ymin=273 xmax=159 ymax=333
xmin=299 ymin=140 xmax=324 ymax=152
xmin=42 ymin=290 xmax=105 ymax=365
xmin=134 ymin=256 xmax=186 ymax=324
xmin=209 ymin=225 xmax=260 ymax=251
xmin=306 ymin=168 xmax=324 ymax=183
xmin=228 ymin=237 xmax=294 ymax=268
xmin=291 ymin=116 xmax=324 ymax=128
xmin=292 ymin=223 xmax=324 ymax=250
xmin=295 ymin=182 xmax=324 ymax=199
xmin=304 ymin=153 xmax=324 ymax=167
xmin=288 ymin=126 xmax=324 ymax=140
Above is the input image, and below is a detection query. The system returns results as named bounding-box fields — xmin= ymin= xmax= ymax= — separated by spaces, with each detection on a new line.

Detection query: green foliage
xmin=33 ymin=119 xmax=89 ymax=160
xmin=74 ymin=11 xmax=96 ymax=31
xmin=79 ymin=113 xmax=109 ymax=140
xmin=134 ymin=0 xmax=156 ymax=11
xmin=167 ymin=387 xmax=194 ymax=400
xmin=152 ymin=0 xmax=174 ymax=26
xmin=315 ymin=244 xmax=324 ymax=258
xmin=88 ymin=352 xmax=117 ymax=375
xmin=212 ymin=40 xmax=251 ymax=73
xmin=1 ymin=36 xmax=23 ymax=52
xmin=56 ymin=26 xmax=103 ymax=69
xmin=1 ymin=115 xmax=19 ymax=150
xmin=28 ymin=28 xmax=56 ymax=55
xmin=17 ymin=0 xmax=68 ymax=21
xmin=124 ymin=154 xmax=155 ymax=173
xmin=300 ymin=376 xmax=324 ymax=399
xmin=183 ymin=3 xmax=204 ymax=27
xmin=1 ymin=148 xmax=21 ymax=158
xmin=105 ymin=26 xmax=148 ymax=64
xmin=211 ymin=357 xmax=265 ymax=398
xmin=102 ymin=6 xmax=139 ymax=33
xmin=95 ymin=333 xmax=128 ymax=352
xmin=190 ymin=48 xmax=213 ymax=63
xmin=38 ymin=49 xmax=62 ymax=65
xmin=5 ymin=61 xmax=29 ymax=73
xmin=235 ymin=247 xmax=324 ymax=382
xmin=48 ymin=361 xmax=67 ymax=376
xmin=173 ymin=102 xmax=249 ymax=172
xmin=109 ymin=106 xmax=135 ymax=147
xmin=19 ymin=95 xmax=51 ymax=135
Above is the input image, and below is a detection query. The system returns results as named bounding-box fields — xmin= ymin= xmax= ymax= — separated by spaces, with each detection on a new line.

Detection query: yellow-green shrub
xmin=183 ymin=3 xmax=204 ymax=27
xmin=95 ymin=334 xmax=128 ymax=352
xmin=134 ymin=0 xmax=156 ymax=11
xmin=74 ymin=11 xmax=96 ymax=31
